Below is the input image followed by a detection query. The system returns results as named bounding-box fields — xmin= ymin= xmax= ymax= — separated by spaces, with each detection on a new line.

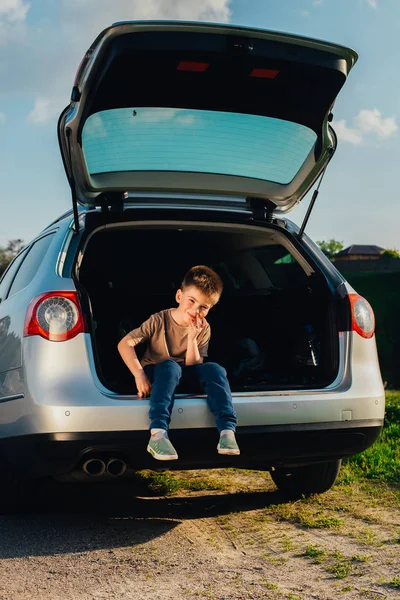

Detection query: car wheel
xmin=270 ymin=459 xmax=342 ymax=497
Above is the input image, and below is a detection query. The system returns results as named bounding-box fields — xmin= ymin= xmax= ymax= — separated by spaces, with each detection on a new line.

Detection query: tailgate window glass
xmin=82 ymin=108 xmax=317 ymax=185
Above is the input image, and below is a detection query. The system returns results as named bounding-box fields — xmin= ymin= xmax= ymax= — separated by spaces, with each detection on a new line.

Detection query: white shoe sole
xmin=147 ymin=445 xmax=178 ymax=461
xmin=217 ymin=444 xmax=240 ymax=456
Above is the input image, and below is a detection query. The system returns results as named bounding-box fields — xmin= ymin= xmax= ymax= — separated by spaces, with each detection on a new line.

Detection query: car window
xmin=254 ymin=247 xmax=309 ymax=289
xmin=0 ymin=249 xmax=29 ymax=304
xmin=212 ymin=245 xmax=309 ymax=292
xmin=7 ymin=234 xmax=55 ymax=298
xmin=83 ymin=108 xmax=317 ymax=185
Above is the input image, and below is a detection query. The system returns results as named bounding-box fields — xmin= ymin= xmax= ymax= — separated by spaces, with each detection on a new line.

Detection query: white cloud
xmin=0 ymin=0 xmax=29 ymax=44
xmin=139 ymin=108 xmax=179 ymax=123
xmin=27 ymin=96 xmax=61 ymax=124
xmin=354 ymin=108 xmax=397 ymax=139
xmin=136 ymin=108 xmax=197 ymax=126
xmin=176 ymin=114 xmax=197 ymax=126
xmin=334 ymin=120 xmax=363 ymax=145
xmin=334 ymin=108 xmax=397 ymax=145
xmin=84 ymin=112 xmax=109 ymax=138
xmin=312 ymin=0 xmax=325 ymax=6
xmin=62 ymin=0 xmax=231 ymax=38
xmin=15 ymin=0 xmax=231 ymax=124
xmin=361 ymin=0 xmax=377 ymax=8
xmin=0 ymin=0 xmax=29 ymax=21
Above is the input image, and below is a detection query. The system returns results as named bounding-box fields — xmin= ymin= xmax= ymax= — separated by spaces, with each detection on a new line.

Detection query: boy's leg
xmin=146 ymin=360 xmax=182 ymax=460
xmin=183 ymin=362 xmax=239 ymax=455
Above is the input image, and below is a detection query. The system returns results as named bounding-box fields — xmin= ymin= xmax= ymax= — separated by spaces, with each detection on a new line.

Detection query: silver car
xmin=0 ymin=21 xmax=384 ymax=503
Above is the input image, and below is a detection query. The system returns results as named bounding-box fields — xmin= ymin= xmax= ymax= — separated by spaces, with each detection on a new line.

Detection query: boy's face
xmin=175 ymin=285 xmax=214 ymax=326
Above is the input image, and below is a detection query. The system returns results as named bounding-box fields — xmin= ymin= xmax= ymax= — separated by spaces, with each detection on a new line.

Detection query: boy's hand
xmin=135 ymin=371 xmax=152 ymax=398
xmin=187 ymin=314 xmax=205 ymax=340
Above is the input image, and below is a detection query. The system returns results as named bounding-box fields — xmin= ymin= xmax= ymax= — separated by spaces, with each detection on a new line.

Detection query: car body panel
xmin=0 ymin=328 xmax=383 ymax=441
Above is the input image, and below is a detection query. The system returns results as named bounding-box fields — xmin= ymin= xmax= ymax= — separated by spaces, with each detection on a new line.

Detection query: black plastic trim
xmin=0 ymin=421 xmax=383 ymax=477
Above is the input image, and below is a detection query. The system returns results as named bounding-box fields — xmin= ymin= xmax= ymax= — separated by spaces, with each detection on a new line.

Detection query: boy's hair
xmin=181 ymin=265 xmax=223 ymax=306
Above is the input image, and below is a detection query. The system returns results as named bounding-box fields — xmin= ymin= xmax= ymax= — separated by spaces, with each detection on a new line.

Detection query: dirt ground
xmin=0 ymin=470 xmax=399 ymax=600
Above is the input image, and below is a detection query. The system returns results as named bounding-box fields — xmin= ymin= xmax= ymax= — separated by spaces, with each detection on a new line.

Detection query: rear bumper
xmin=0 ymin=420 xmax=383 ymax=478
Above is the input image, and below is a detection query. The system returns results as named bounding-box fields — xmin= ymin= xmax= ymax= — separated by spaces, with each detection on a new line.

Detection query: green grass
xmin=339 ymin=391 xmax=400 ymax=485
xmin=133 ymin=469 xmax=226 ymax=494
xmin=266 ymin=503 xmax=343 ymax=529
xmin=303 ymin=545 xmax=327 ymax=561
xmin=328 ymin=561 xmax=352 ymax=579
xmin=351 ymin=554 xmax=370 ymax=562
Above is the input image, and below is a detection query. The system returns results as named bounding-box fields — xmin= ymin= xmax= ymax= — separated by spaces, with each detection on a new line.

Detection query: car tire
xmin=269 ymin=459 xmax=342 ymax=497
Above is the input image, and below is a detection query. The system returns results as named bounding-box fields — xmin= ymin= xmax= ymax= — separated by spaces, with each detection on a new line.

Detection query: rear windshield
xmin=82 ymin=108 xmax=317 ymax=185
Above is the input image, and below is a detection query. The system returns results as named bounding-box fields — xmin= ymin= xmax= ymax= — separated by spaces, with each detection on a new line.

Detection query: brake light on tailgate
xmin=24 ymin=291 xmax=85 ymax=342
xmin=348 ymin=293 xmax=375 ymax=339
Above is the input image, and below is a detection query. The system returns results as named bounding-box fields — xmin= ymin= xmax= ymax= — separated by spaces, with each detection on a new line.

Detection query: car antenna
xmin=66 ymin=127 xmax=80 ymax=235
xmin=298 ymin=150 xmax=333 ymax=239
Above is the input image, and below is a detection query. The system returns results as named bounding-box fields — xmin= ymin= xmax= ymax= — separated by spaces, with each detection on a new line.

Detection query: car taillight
xmin=24 ymin=291 xmax=85 ymax=342
xmin=348 ymin=293 xmax=375 ymax=339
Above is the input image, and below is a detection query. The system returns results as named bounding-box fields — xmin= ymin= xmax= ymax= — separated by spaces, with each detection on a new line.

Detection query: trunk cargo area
xmin=77 ymin=222 xmax=340 ymax=394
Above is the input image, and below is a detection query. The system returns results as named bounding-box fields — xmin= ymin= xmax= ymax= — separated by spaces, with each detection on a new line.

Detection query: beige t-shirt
xmin=128 ymin=309 xmax=211 ymax=367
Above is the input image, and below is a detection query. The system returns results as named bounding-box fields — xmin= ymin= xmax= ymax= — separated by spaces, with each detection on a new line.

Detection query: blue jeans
xmin=144 ymin=360 xmax=237 ymax=433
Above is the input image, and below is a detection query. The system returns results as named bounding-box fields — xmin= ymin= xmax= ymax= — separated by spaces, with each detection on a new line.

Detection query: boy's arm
xmin=185 ymin=337 xmax=203 ymax=366
xmin=117 ymin=335 xmax=152 ymax=397
xmin=185 ymin=317 xmax=209 ymax=366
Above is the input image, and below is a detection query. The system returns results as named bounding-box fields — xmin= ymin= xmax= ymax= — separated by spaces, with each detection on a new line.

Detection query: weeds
xmin=304 ymin=546 xmax=326 ymax=558
xmin=389 ymin=577 xmax=400 ymax=588
xmin=134 ymin=469 xmax=225 ymax=494
xmin=263 ymin=582 xmax=278 ymax=590
xmin=328 ymin=561 xmax=352 ymax=579
xmin=303 ymin=545 xmax=327 ymax=561
xmin=340 ymin=391 xmax=400 ymax=485
xmin=351 ymin=554 xmax=371 ymax=562
xmin=280 ymin=537 xmax=294 ymax=552
xmin=268 ymin=503 xmax=343 ymax=529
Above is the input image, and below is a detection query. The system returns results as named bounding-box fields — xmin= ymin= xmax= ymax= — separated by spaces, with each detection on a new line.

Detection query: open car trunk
xmin=76 ymin=221 xmax=340 ymax=394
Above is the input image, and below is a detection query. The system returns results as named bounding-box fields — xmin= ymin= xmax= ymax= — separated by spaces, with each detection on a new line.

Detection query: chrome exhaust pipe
xmin=82 ymin=458 xmax=106 ymax=476
xmin=106 ymin=458 xmax=127 ymax=477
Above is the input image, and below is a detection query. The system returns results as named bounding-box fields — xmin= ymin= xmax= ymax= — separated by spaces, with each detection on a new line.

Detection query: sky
xmin=0 ymin=0 xmax=399 ymax=251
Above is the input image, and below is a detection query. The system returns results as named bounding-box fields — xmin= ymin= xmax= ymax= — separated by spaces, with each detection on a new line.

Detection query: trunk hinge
xmin=298 ymin=148 xmax=334 ymax=239
xmin=66 ymin=127 xmax=80 ymax=235
xmin=98 ymin=193 xmax=125 ymax=213
xmin=247 ymin=197 xmax=277 ymax=223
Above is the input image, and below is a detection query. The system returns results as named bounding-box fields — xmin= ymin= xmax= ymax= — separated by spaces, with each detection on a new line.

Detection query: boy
xmin=117 ymin=265 xmax=239 ymax=461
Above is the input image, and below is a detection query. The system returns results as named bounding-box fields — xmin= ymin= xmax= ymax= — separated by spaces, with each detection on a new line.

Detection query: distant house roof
xmin=335 ymin=245 xmax=385 ymax=258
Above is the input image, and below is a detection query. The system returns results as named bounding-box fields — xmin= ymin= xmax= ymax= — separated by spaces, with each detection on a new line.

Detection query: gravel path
xmin=0 ymin=478 xmax=399 ymax=599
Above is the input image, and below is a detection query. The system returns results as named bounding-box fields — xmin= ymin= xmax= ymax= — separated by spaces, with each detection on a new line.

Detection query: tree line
xmin=0 ymin=239 xmax=25 ymax=276
xmin=316 ymin=239 xmax=400 ymax=260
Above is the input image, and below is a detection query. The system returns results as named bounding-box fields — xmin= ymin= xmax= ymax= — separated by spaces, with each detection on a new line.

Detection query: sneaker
xmin=217 ymin=431 xmax=240 ymax=456
xmin=147 ymin=432 xmax=178 ymax=461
